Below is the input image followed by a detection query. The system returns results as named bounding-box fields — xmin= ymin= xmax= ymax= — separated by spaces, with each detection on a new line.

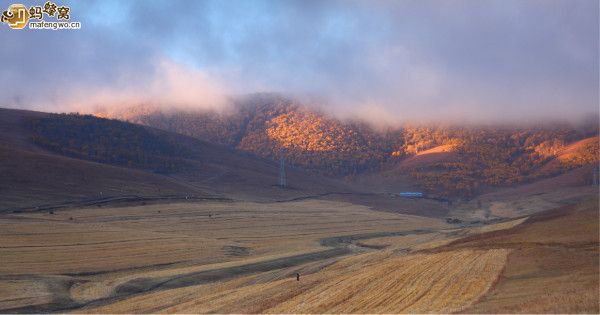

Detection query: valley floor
xmin=0 ymin=197 xmax=597 ymax=313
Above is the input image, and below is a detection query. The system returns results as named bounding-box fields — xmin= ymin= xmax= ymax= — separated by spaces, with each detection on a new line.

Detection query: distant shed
xmin=399 ymin=192 xmax=424 ymax=198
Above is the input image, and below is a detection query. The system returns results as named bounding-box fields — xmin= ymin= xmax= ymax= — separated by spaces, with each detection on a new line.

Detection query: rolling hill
xmin=97 ymin=95 xmax=599 ymax=199
xmin=1 ymin=104 xmax=596 ymax=216
xmin=0 ymin=106 xmax=596 ymax=313
xmin=0 ymin=108 xmax=355 ymax=211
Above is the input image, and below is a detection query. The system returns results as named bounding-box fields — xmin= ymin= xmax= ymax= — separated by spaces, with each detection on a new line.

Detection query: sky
xmin=0 ymin=0 xmax=598 ymax=124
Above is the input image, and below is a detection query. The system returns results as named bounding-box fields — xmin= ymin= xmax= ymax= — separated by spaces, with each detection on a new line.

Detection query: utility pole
xmin=279 ymin=156 xmax=286 ymax=188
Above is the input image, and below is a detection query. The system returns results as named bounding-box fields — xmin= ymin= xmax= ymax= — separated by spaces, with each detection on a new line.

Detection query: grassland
xmin=83 ymin=249 xmax=508 ymax=314
xmin=74 ymin=198 xmax=598 ymax=314
xmin=459 ymin=199 xmax=600 ymax=313
xmin=0 ymin=181 xmax=597 ymax=313
xmin=0 ymin=199 xmax=447 ymax=312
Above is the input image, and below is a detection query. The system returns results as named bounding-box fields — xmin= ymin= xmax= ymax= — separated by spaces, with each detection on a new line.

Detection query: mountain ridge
xmin=96 ymin=96 xmax=599 ymax=198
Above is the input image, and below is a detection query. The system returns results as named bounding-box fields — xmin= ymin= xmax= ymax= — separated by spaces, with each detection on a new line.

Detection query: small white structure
xmin=399 ymin=192 xmax=423 ymax=198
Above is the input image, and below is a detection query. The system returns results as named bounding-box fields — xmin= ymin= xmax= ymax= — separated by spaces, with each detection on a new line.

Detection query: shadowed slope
xmin=0 ymin=108 xmax=353 ymax=210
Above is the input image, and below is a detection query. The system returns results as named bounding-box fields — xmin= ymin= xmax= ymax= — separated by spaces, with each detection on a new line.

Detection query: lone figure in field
xmin=296 ymin=273 xmax=300 ymax=281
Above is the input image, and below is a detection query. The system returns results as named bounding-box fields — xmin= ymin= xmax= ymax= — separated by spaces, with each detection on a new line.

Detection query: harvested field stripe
xmin=266 ymin=249 xmax=510 ymax=314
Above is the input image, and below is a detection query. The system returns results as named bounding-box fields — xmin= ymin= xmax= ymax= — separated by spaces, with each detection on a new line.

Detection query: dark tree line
xmin=28 ymin=113 xmax=192 ymax=173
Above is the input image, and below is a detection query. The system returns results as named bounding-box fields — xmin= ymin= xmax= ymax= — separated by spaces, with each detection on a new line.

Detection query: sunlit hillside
xmin=99 ymin=99 xmax=599 ymax=198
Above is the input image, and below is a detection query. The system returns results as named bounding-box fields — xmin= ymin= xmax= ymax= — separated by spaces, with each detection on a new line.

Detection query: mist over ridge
xmin=1 ymin=0 xmax=597 ymax=125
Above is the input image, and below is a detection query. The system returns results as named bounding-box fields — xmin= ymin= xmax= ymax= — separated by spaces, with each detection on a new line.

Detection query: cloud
xmin=69 ymin=58 xmax=231 ymax=113
xmin=0 ymin=0 xmax=597 ymax=123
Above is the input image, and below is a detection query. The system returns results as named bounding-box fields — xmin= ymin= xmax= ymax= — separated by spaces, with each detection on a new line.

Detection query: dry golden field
xmin=82 ymin=249 xmax=508 ymax=314
xmin=458 ymin=199 xmax=600 ymax=313
xmin=0 ymin=199 xmax=447 ymax=312
xmin=1 ymin=195 xmax=597 ymax=313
